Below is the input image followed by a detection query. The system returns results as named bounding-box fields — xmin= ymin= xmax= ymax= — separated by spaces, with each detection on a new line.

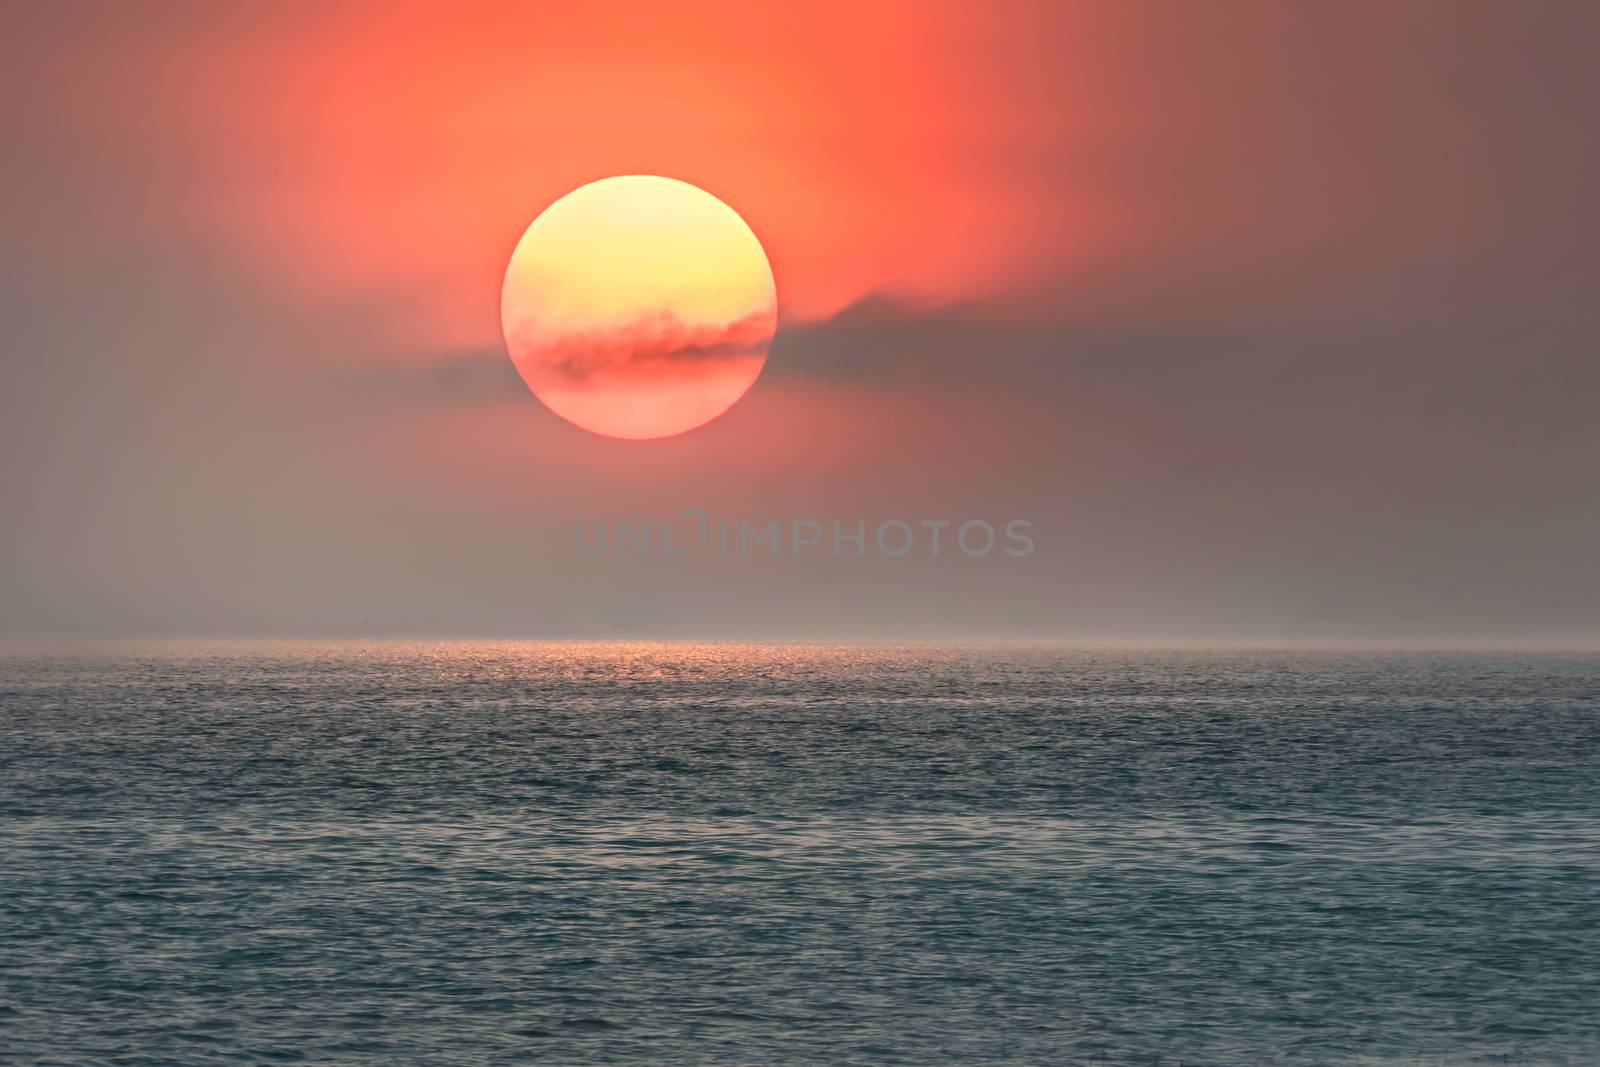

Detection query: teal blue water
xmin=3 ymin=643 xmax=1598 ymax=1065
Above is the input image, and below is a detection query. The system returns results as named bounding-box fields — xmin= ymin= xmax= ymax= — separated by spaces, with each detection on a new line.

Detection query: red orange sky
xmin=15 ymin=1 xmax=1585 ymax=352
xmin=3 ymin=1 xmax=1598 ymax=640
xmin=154 ymin=1 xmax=1093 ymax=350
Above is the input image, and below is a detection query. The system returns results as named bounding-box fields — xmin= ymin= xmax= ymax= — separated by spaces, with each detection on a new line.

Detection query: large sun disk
xmin=501 ymin=176 xmax=777 ymax=439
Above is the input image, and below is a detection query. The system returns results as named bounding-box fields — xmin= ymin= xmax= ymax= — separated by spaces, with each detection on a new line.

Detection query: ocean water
xmin=2 ymin=643 xmax=1598 ymax=1066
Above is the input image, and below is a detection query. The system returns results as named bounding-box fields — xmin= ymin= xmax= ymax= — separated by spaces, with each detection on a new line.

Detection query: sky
xmin=3 ymin=0 xmax=1598 ymax=643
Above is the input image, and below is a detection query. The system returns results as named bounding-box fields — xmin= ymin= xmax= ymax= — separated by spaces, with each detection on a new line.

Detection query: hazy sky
xmin=3 ymin=1 xmax=1598 ymax=642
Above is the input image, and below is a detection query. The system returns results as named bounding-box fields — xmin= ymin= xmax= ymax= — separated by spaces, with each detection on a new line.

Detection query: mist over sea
xmin=3 ymin=642 xmax=1597 ymax=1065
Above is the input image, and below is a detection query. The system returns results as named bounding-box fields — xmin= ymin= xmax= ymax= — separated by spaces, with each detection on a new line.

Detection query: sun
xmin=501 ymin=176 xmax=777 ymax=440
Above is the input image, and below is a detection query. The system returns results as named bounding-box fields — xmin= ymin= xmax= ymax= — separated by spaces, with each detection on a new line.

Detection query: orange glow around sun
xmin=501 ymin=176 xmax=777 ymax=439
xmin=133 ymin=1 xmax=1095 ymax=354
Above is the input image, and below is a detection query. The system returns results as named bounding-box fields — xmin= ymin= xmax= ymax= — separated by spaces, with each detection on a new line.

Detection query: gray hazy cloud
xmin=323 ymin=349 xmax=529 ymax=409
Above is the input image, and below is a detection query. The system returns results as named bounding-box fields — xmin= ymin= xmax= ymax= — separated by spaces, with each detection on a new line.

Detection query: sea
xmin=2 ymin=642 xmax=1597 ymax=1065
